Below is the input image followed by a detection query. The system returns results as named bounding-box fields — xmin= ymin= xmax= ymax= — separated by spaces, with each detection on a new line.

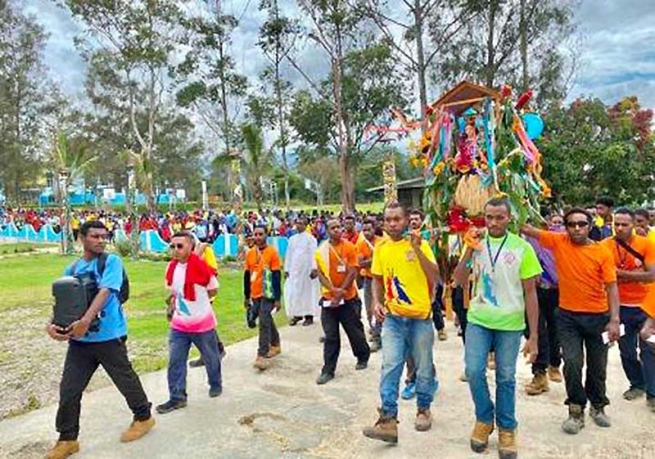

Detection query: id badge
xmin=337 ymin=264 xmax=346 ymax=273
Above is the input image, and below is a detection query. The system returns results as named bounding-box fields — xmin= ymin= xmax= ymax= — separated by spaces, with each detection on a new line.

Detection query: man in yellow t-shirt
xmin=363 ymin=202 xmax=440 ymax=444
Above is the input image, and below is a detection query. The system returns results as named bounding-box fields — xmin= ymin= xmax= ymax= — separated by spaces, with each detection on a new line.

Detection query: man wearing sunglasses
xmin=522 ymin=208 xmax=620 ymax=435
xmin=45 ymin=221 xmax=153 ymax=459
xmin=600 ymin=208 xmax=655 ymax=411
xmin=158 ymin=232 xmax=222 ymax=414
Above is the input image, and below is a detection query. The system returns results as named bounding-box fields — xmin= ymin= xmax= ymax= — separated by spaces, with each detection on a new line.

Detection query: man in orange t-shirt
xmin=342 ymin=214 xmax=360 ymax=244
xmin=356 ymin=219 xmax=380 ymax=349
xmin=522 ymin=207 xmax=620 ymax=434
xmin=244 ymin=225 xmax=282 ymax=371
xmin=601 ymin=208 xmax=655 ymax=409
xmin=314 ymin=218 xmax=370 ymax=385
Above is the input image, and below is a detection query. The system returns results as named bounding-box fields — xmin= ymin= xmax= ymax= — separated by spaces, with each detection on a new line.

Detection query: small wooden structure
xmin=430 ymin=80 xmax=500 ymax=115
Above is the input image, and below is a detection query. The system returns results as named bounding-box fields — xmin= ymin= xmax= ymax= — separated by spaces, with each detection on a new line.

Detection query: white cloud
xmin=568 ymin=0 xmax=655 ymax=108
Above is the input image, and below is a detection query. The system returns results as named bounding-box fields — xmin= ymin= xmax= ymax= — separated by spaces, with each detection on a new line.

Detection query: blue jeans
xmin=465 ymin=323 xmax=522 ymax=430
xmin=379 ymin=315 xmax=435 ymax=417
xmin=619 ymin=306 xmax=655 ymax=398
xmin=167 ymin=329 xmax=222 ymax=401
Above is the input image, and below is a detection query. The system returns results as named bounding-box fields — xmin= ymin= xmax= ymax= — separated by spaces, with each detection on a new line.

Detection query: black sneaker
xmin=302 ymin=317 xmax=314 ymax=326
xmin=189 ymin=357 xmax=205 ymax=368
xmin=156 ymin=399 xmax=187 ymax=414
xmin=289 ymin=316 xmax=302 ymax=326
xmin=356 ymin=361 xmax=368 ymax=370
xmin=316 ymin=373 xmax=334 ymax=385
xmin=209 ymin=387 xmax=222 ymax=398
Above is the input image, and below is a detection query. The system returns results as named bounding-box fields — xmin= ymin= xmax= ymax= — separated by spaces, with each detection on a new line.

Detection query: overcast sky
xmin=25 ymin=0 xmax=655 ymax=109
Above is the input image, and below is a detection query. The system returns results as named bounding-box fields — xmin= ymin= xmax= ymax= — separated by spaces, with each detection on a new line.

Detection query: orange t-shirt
xmin=538 ymin=231 xmax=617 ymax=313
xmin=314 ymin=240 xmax=358 ymax=300
xmin=601 ymin=235 xmax=655 ymax=306
xmin=356 ymin=236 xmax=377 ymax=278
xmin=244 ymin=245 xmax=282 ymax=299
xmin=641 ymin=286 xmax=655 ymax=318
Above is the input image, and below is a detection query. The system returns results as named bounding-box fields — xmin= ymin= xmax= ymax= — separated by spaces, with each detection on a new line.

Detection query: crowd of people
xmin=38 ymin=195 xmax=655 ymax=459
xmin=0 ymin=206 xmax=387 ymax=244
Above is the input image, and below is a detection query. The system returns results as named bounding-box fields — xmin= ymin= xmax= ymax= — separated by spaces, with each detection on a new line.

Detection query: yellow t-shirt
xmin=202 ymin=246 xmax=218 ymax=273
xmin=371 ymin=238 xmax=436 ymax=319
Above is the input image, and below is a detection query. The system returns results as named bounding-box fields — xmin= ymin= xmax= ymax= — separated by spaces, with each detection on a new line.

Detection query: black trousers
xmin=558 ymin=309 xmax=610 ymax=409
xmin=255 ymin=299 xmax=280 ymax=357
xmin=431 ymin=283 xmax=445 ymax=331
xmin=531 ymin=287 xmax=561 ymax=375
xmin=320 ymin=297 xmax=370 ymax=376
xmin=57 ymin=338 xmax=151 ymax=441
xmin=452 ymin=286 xmax=468 ymax=343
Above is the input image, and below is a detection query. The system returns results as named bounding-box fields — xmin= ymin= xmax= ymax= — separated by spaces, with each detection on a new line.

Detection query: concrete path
xmin=0 ymin=322 xmax=653 ymax=459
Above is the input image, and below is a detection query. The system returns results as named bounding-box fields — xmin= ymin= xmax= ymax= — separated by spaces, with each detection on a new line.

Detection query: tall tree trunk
xmin=331 ymin=19 xmax=354 ymax=213
xmin=485 ymin=0 xmax=498 ymax=87
xmin=273 ymin=0 xmax=290 ymax=209
xmin=414 ymin=0 xmax=428 ymax=123
xmin=519 ymin=0 xmax=529 ymax=92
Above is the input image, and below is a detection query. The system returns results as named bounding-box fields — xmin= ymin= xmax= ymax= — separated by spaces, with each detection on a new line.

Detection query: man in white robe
xmin=284 ymin=216 xmax=321 ymax=325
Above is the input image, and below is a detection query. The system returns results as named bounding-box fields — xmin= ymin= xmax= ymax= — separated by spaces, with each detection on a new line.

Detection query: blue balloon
xmin=522 ymin=113 xmax=544 ymax=140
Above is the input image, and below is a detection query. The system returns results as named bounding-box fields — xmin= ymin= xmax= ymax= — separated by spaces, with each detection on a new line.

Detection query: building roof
xmin=366 ymin=177 xmax=425 ymax=193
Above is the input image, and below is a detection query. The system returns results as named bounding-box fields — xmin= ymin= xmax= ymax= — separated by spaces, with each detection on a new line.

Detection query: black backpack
xmin=72 ymin=253 xmax=130 ymax=304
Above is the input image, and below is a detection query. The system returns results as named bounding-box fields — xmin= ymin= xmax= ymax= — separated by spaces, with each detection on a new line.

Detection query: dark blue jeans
xmin=619 ymin=306 xmax=655 ymax=398
xmin=167 ymin=329 xmax=222 ymax=401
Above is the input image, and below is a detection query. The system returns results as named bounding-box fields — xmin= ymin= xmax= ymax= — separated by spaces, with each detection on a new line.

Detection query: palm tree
xmin=241 ymin=123 xmax=271 ymax=212
xmin=52 ymin=131 xmax=97 ymax=255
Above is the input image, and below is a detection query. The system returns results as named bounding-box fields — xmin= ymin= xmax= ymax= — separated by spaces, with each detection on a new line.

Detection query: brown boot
xmin=470 ymin=420 xmax=494 ymax=453
xmin=498 ymin=428 xmax=518 ymax=459
xmin=45 ymin=440 xmax=80 ymax=459
xmin=525 ymin=373 xmax=549 ymax=396
xmin=362 ymin=409 xmax=398 ymax=443
xmin=265 ymin=345 xmax=281 ymax=358
xmin=120 ymin=417 xmax=155 ymax=442
xmin=487 ymin=352 xmax=496 ymax=370
xmin=415 ymin=408 xmax=433 ymax=432
xmin=253 ymin=356 xmax=271 ymax=371
xmin=547 ymin=365 xmax=562 ymax=383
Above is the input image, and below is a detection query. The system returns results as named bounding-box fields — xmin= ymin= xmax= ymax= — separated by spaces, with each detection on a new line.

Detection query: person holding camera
xmin=45 ymin=221 xmax=153 ymax=459
xmin=157 ymin=231 xmax=222 ymax=414
xmin=244 ymin=225 xmax=282 ymax=371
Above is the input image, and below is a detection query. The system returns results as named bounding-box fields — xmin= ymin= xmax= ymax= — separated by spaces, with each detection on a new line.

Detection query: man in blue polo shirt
xmin=45 ymin=221 xmax=154 ymax=459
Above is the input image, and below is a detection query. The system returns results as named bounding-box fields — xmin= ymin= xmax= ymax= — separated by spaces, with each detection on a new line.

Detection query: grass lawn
xmin=0 ymin=242 xmax=57 ymax=255
xmin=1 ymin=253 xmax=282 ymax=371
xmin=0 ymin=252 xmax=287 ymax=417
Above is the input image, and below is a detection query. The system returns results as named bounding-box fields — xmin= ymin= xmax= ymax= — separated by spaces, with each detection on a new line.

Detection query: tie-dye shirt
xmin=468 ymin=232 xmax=542 ymax=331
xmin=168 ymin=262 xmax=219 ymax=333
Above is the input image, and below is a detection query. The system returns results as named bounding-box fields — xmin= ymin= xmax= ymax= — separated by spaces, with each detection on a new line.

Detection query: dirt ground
xmin=0 ymin=320 xmax=653 ymax=459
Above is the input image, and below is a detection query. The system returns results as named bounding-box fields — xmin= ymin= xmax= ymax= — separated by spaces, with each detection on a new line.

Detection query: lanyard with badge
xmin=486 ymin=234 xmax=509 ymax=276
xmin=330 ymin=243 xmax=347 ymax=273
xmin=251 ymin=247 xmax=265 ymax=282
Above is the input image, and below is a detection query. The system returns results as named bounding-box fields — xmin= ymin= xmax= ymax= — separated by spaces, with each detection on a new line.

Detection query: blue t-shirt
xmin=65 ymin=254 xmax=127 ymax=342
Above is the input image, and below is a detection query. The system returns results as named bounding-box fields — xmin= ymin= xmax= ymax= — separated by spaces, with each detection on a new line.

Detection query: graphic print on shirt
xmin=175 ymin=291 xmax=192 ymax=316
xmin=481 ymin=270 xmax=499 ymax=307
xmin=385 ymin=270 xmax=412 ymax=305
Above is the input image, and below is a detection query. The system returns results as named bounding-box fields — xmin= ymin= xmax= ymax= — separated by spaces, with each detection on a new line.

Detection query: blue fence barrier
xmin=1 ymin=224 xmax=289 ymax=259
